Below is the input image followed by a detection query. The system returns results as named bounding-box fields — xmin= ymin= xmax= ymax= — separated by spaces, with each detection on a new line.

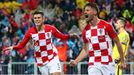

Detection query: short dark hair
xmin=84 ymin=2 xmax=99 ymax=14
xmin=118 ymin=17 xmax=126 ymax=25
xmin=33 ymin=11 xmax=44 ymax=16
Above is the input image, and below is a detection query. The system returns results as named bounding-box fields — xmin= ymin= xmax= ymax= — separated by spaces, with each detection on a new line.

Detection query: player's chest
xmin=85 ymin=27 xmax=107 ymax=42
xmin=31 ymin=30 xmax=52 ymax=41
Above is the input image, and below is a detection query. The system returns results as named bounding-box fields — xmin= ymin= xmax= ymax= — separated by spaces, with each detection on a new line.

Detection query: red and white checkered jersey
xmin=82 ymin=20 xmax=117 ymax=66
xmin=13 ymin=24 xmax=70 ymax=66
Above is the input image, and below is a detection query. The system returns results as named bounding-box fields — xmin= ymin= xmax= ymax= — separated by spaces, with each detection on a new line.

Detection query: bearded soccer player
xmin=70 ymin=3 xmax=125 ymax=75
xmin=3 ymin=11 xmax=76 ymax=75
xmin=113 ymin=18 xmax=130 ymax=75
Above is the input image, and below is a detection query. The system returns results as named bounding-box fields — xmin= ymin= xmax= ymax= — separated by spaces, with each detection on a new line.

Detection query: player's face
xmin=84 ymin=6 xmax=96 ymax=22
xmin=33 ymin=14 xmax=44 ymax=26
xmin=114 ymin=20 xmax=122 ymax=30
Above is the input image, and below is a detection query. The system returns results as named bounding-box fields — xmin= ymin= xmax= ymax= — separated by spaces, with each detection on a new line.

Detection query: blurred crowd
xmin=0 ymin=0 xmax=134 ymax=74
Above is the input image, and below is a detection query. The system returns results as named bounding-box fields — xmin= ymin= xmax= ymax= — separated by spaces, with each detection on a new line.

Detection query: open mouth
xmin=85 ymin=14 xmax=89 ymax=18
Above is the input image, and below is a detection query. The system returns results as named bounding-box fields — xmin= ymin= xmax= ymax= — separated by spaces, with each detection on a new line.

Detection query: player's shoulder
xmin=27 ymin=26 xmax=36 ymax=33
xmin=120 ymin=31 xmax=130 ymax=37
xmin=44 ymin=24 xmax=55 ymax=28
xmin=99 ymin=19 xmax=113 ymax=29
xmin=81 ymin=25 xmax=90 ymax=34
xmin=84 ymin=24 xmax=90 ymax=30
xmin=99 ymin=19 xmax=111 ymax=26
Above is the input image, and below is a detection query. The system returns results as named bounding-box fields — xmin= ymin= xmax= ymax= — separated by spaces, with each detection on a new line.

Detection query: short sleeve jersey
xmin=82 ymin=20 xmax=117 ymax=66
xmin=13 ymin=25 xmax=70 ymax=66
xmin=112 ymin=31 xmax=130 ymax=60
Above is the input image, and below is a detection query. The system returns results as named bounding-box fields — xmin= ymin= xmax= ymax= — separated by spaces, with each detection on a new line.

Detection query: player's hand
xmin=3 ymin=46 xmax=13 ymax=53
xmin=70 ymin=60 xmax=78 ymax=67
xmin=118 ymin=59 xmax=126 ymax=69
xmin=69 ymin=33 xmax=79 ymax=38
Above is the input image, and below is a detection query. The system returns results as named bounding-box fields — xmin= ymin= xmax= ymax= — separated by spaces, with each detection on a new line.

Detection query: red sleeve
xmin=13 ymin=30 xmax=31 ymax=50
xmin=82 ymin=29 xmax=88 ymax=43
xmin=105 ymin=23 xmax=117 ymax=39
xmin=50 ymin=26 xmax=70 ymax=40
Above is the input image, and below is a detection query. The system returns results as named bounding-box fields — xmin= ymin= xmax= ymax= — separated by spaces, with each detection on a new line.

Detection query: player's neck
xmin=90 ymin=17 xmax=100 ymax=27
xmin=36 ymin=24 xmax=44 ymax=31
xmin=118 ymin=27 xmax=126 ymax=33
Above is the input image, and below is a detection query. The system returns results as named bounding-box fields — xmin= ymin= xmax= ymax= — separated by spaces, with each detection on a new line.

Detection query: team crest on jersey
xmin=99 ymin=29 xmax=102 ymax=34
xmin=99 ymin=28 xmax=105 ymax=35
xmin=45 ymin=32 xmax=52 ymax=39
xmin=47 ymin=33 xmax=50 ymax=38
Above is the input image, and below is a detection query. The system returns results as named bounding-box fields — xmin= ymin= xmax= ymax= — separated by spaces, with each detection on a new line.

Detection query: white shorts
xmin=88 ymin=65 xmax=116 ymax=75
xmin=38 ymin=56 xmax=62 ymax=75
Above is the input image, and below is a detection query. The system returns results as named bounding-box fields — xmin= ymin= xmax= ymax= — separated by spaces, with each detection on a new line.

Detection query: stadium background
xmin=0 ymin=0 xmax=134 ymax=75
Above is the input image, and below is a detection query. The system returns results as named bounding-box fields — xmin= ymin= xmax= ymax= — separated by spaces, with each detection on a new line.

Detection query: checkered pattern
xmin=82 ymin=20 xmax=117 ymax=66
xmin=32 ymin=30 xmax=56 ymax=66
xmin=86 ymin=27 xmax=113 ymax=66
xmin=13 ymin=25 xmax=70 ymax=66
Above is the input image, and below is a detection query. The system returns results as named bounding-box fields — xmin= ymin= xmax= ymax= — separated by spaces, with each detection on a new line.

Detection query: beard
xmin=84 ymin=14 xmax=94 ymax=22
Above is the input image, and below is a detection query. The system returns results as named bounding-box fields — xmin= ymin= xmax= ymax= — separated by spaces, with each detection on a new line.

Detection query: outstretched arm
xmin=3 ymin=46 xmax=13 ymax=53
xmin=13 ymin=30 xmax=31 ymax=50
xmin=3 ymin=30 xmax=31 ymax=52
xmin=51 ymin=26 xmax=70 ymax=40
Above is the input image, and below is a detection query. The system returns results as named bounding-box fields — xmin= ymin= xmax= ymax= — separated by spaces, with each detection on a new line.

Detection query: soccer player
xmin=3 ymin=11 xmax=76 ymax=75
xmin=70 ymin=3 xmax=125 ymax=75
xmin=113 ymin=18 xmax=130 ymax=75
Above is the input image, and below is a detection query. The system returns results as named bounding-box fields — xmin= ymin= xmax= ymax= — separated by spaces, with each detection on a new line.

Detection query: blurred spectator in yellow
xmin=99 ymin=10 xmax=107 ymax=20
xmin=131 ymin=16 xmax=134 ymax=24
xmin=122 ymin=9 xmax=131 ymax=19
xmin=0 ymin=1 xmax=22 ymax=14
xmin=76 ymin=0 xmax=88 ymax=9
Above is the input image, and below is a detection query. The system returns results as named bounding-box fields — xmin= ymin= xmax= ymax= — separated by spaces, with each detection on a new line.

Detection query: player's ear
xmin=43 ymin=16 xmax=46 ymax=22
xmin=93 ymin=10 xmax=97 ymax=16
